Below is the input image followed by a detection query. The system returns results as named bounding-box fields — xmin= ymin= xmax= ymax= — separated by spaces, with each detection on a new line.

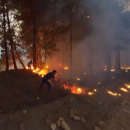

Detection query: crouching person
xmin=39 ymin=70 xmax=57 ymax=93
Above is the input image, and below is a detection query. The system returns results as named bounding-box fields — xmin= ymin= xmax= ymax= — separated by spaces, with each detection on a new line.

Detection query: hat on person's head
xmin=52 ymin=70 xmax=57 ymax=73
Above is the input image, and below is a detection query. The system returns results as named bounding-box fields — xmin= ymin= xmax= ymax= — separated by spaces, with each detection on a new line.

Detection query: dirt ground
xmin=0 ymin=70 xmax=130 ymax=130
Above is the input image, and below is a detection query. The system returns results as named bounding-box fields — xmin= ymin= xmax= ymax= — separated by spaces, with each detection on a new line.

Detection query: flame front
xmin=25 ymin=66 xmax=130 ymax=97
xmin=26 ymin=66 xmax=48 ymax=77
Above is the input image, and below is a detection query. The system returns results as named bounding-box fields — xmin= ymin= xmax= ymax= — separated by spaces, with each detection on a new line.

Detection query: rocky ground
xmin=100 ymin=94 xmax=130 ymax=130
xmin=0 ymin=70 xmax=130 ymax=130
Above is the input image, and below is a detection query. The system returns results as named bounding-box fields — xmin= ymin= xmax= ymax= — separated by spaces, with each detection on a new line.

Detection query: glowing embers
xmin=77 ymin=78 xmax=80 ymax=81
xmin=88 ymin=92 xmax=94 ymax=96
xmin=87 ymin=15 xmax=90 ymax=18
xmin=125 ymin=84 xmax=130 ymax=89
xmin=64 ymin=67 xmax=68 ymax=70
xmin=120 ymin=88 xmax=128 ymax=92
xmin=107 ymin=91 xmax=121 ymax=96
xmin=110 ymin=69 xmax=115 ymax=72
xmin=94 ymin=89 xmax=97 ymax=92
xmin=46 ymin=65 xmax=49 ymax=69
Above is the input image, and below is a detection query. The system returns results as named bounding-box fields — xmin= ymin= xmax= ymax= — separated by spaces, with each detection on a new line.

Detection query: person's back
xmin=44 ymin=72 xmax=54 ymax=80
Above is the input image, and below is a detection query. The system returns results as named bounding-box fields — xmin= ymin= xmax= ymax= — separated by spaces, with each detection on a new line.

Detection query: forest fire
xmin=25 ymin=66 xmax=128 ymax=96
xmin=26 ymin=66 xmax=48 ymax=77
xmin=107 ymin=91 xmax=121 ymax=96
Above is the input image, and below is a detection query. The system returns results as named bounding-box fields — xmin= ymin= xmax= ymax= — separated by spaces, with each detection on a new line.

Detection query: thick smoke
xmin=46 ymin=0 xmax=130 ymax=82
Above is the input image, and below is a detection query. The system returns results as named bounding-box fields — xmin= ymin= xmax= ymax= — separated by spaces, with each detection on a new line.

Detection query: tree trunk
xmin=39 ymin=50 xmax=42 ymax=69
xmin=7 ymin=8 xmax=17 ymax=70
xmin=69 ymin=14 xmax=72 ymax=72
xmin=45 ymin=47 xmax=47 ymax=62
xmin=14 ymin=46 xmax=26 ymax=69
xmin=32 ymin=17 xmax=37 ymax=69
xmin=18 ymin=56 xmax=26 ymax=69
xmin=116 ymin=47 xmax=120 ymax=71
xmin=88 ymin=42 xmax=92 ymax=73
xmin=106 ymin=51 xmax=111 ymax=71
xmin=2 ymin=0 xmax=9 ymax=71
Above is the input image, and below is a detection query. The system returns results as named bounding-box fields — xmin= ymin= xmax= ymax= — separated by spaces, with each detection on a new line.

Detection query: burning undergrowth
xmin=26 ymin=66 xmax=130 ymax=97
xmin=0 ymin=67 xmax=130 ymax=114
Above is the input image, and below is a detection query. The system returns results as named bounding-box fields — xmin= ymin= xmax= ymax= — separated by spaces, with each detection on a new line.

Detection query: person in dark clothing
xmin=27 ymin=60 xmax=33 ymax=69
xmin=39 ymin=70 xmax=57 ymax=93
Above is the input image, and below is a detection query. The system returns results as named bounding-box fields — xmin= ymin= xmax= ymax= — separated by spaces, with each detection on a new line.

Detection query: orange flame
xmin=71 ymin=87 xmax=84 ymax=94
xmin=26 ymin=66 xmax=48 ymax=77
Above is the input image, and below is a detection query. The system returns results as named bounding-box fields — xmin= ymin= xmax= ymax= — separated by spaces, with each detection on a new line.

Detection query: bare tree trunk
xmin=32 ymin=17 xmax=37 ymax=69
xmin=88 ymin=42 xmax=92 ymax=73
xmin=106 ymin=51 xmax=111 ymax=71
xmin=39 ymin=50 xmax=42 ymax=69
xmin=2 ymin=0 xmax=9 ymax=71
xmin=36 ymin=49 xmax=39 ymax=68
xmin=14 ymin=46 xmax=25 ymax=69
xmin=7 ymin=8 xmax=17 ymax=70
xmin=116 ymin=47 xmax=120 ymax=71
xmin=69 ymin=14 xmax=72 ymax=72
xmin=45 ymin=47 xmax=47 ymax=62
xmin=18 ymin=56 xmax=26 ymax=69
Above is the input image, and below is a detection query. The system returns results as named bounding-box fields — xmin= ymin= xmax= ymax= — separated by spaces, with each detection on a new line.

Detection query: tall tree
xmin=6 ymin=7 xmax=17 ymax=69
xmin=1 ymin=0 xmax=9 ymax=71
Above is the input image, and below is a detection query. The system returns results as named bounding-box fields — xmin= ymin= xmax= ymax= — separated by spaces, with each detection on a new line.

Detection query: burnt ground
xmin=0 ymin=70 xmax=130 ymax=130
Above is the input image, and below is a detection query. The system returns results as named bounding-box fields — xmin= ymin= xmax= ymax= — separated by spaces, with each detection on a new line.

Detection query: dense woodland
xmin=0 ymin=0 xmax=130 ymax=72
